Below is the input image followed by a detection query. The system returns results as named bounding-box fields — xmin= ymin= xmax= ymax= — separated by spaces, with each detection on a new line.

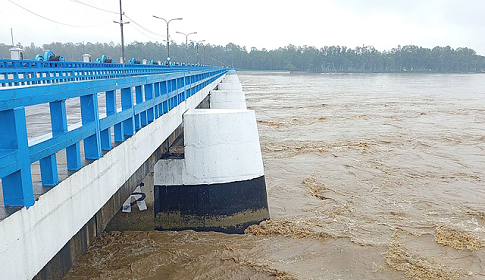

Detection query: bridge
xmin=0 ymin=58 xmax=268 ymax=279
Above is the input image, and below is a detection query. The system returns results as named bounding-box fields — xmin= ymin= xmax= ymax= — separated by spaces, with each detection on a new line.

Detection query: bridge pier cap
xmin=184 ymin=109 xmax=264 ymax=184
xmin=210 ymin=71 xmax=246 ymax=110
xmin=210 ymin=89 xmax=246 ymax=110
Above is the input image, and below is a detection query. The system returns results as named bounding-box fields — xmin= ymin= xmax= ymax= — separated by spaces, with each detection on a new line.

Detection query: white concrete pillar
xmin=217 ymin=72 xmax=243 ymax=91
xmin=217 ymin=80 xmax=243 ymax=91
xmin=210 ymin=90 xmax=247 ymax=109
xmin=154 ymin=108 xmax=269 ymax=233
xmin=183 ymin=109 xmax=264 ymax=184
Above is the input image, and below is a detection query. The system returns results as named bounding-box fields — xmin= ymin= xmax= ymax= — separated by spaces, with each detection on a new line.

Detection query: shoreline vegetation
xmin=2 ymin=41 xmax=484 ymax=73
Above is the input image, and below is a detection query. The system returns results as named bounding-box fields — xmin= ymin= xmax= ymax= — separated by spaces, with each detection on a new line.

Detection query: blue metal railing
xmin=0 ymin=58 xmax=205 ymax=87
xmin=0 ymin=59 xmax=228 ymax=207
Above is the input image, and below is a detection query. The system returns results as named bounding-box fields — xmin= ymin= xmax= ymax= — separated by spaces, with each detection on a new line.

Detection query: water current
xmin=64 ymin=72 xmax=485 ymax=279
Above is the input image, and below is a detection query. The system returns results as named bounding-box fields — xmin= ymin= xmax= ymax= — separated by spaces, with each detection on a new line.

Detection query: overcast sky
xmin=2 ymin=0 xmax=485 ymax=55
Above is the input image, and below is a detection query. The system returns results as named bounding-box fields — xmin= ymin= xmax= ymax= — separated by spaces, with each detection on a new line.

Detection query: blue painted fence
xmin=0 ymin=59 xmax=228 ymax=207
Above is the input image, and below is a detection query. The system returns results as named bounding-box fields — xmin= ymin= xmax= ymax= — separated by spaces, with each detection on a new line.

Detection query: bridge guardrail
xmin=0 ymin=59 xmax=228 ymax=207
xmin=0 ymin=58 xmax=207 ymax=87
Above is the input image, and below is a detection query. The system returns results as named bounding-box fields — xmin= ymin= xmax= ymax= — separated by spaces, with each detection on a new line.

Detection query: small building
xmin=9 ymin=47 xmax=24 ymax=60
xmin=82 ymin=54 xmax=92 ymax=62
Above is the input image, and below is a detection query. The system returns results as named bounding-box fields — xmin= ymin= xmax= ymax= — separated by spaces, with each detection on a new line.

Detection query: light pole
xmin=191 ymin=39 xmax=205 ymax=65
xmin=176 ymin=31 xmax=197 ymax=65
xmin=153 ymin=16 xmax=182 ymax=65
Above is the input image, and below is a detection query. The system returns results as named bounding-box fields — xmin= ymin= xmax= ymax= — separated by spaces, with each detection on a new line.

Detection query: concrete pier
xmin=210 ymin=90 xmax=247 ymax=109
xmin=153 ymin=73 xmax=270 ymax=233
xmin=210 ymin=71 xmax=246 ymax=109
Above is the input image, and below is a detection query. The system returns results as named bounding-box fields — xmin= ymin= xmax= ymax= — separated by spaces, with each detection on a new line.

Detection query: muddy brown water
xmin=64 ymin=72 xmax=485 ymax=280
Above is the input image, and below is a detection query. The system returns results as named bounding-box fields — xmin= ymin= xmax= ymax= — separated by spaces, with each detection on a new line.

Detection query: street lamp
xmin=176 ymin=31 xmax=197 ymax=65
xmin=153 ymin=16 xmax=182 ymax=65
xmin=191 ymin=39 xmax=205 ymax=65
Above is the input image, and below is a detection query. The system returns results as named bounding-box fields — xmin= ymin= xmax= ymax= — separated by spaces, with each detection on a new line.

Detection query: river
xmin=64 ymin=71 xmax=485 ymax=279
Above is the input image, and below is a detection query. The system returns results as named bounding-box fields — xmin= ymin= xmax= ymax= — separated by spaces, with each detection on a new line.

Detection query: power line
xmin=128 ymin=22 xmax=161 ymax=40
xmin=6 ymin=0 xmax=111 ymax=28
xmin=69 ymin=0 xmax=118 ymax=14
xmin=124 ymin=14 xmax=164 ymax=37
xmin=8 ymin=0 xmax=166 ymax=43
xmin=68 ymin=0 xmax=164 ymax=38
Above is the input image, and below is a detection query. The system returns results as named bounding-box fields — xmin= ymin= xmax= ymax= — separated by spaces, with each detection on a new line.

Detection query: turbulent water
xmin=64 ymin=72 xmax=485 ymax=280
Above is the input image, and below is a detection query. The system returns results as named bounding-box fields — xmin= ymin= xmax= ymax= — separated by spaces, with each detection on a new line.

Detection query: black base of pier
xmin=154 ymin=176 xmax=270 ymax=234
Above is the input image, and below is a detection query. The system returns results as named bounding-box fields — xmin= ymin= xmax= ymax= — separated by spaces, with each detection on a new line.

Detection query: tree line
xmin=1 ymin=41 xmax=484 ymax=73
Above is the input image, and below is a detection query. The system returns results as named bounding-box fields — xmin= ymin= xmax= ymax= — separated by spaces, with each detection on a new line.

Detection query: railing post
xmin=66 ymin=143 xmax=81 ymax=170
xmin=134 ymin=85 xmax=143 ymax=130
xmin=140 ymin=86 xmax=148 ymax=126
xmin=158 ymin=82 xmax=164 ymax=116
xmin=174 ymin=79 xmax=179 ymax=105
xmin=121 ymin=87 xmax=135 ymax=137
xmin=13 ymin=71 xmax=19 ymax=87
xmin=39 ymin=101 xmax=63 ymax=186
xmin=80 ymin=94 xmax=102 ymax=159
xmin=0 ymin=108 xmax=34 ymax=207
xmin=39 ymin=156 xmax=57 ymax=186
xmin=160 ymin=81 xmax=167 ymax=115
xmin=102 ymin=90 xmax=115 ymax=150
xmin=183 ymin=73 xmax=187 ymax=101
xmin=114 ymin=91 xmax=124 ymax=142
xmin=154 ymin=83 xmax=161 ymax=118
xmin=50 ymin=100 xmax=81 ymax=171
xmin=168 ymin=80 xmax=173 ymax=110
xmin=145 ymin=84 xmax=154 ymax=123
xmin=162 ymin=80 xmax=169 ymax=113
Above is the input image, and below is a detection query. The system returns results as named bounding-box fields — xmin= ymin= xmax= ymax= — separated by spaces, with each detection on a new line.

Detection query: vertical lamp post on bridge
xmin=176 ymin=31 xmax=197 ymax=65
xmin=190 ymin=39 xmax=205 ymax=65
xmin=153 ymin=16 xmax=183 ymax=66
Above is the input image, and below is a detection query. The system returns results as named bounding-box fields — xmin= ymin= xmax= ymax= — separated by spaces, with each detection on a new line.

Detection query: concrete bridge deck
xmin=0 ymin=59 xmax=230 ymax=279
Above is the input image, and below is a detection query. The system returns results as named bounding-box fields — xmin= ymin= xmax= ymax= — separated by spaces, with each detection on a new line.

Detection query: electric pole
xmin=10 ymin=28 xmax=14 ymax=46
xmin=114 ymin=0 xmax=129 ymax=66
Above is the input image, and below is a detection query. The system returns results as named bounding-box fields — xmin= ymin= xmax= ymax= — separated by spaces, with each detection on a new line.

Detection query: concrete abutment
xmin=153 ymin=73 xmax=269 ymax=233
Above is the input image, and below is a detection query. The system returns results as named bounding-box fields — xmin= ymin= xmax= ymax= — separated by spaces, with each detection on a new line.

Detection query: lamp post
xmin=176 ymin=31 xmax=197 ymax=65
xmin=191 ymin=39 xmax=205 ymax=65
xmin=153 ymin=16 xmax=182 ymax=65
xmin=162 ymin=38 xmax=174 ymax=65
